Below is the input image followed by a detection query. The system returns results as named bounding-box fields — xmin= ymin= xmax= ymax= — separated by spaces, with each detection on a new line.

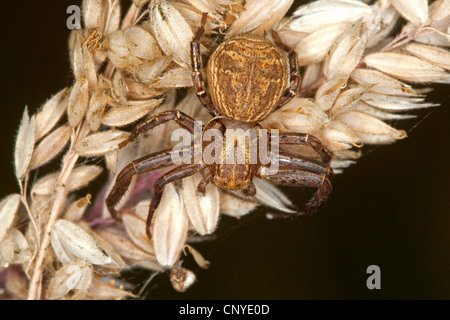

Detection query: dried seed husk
xmin=295 ymin=23 xmax=348 ymax=65
xmin=152 ymin=67 xmax=193 ymax=88
xmin=112 ymin=71 xmax=128 ymax=107
xmin=151 ymin=183 xmax=189 ymax=267
xmin=96 ymin=229 xmax=155 ymax=262
xmin=29 ymin=125 xmax=71 ymax=170
xmin=366 ymin=5 xmax=399 ymax=49
xmin=263 ymin=98 xmax=327 ymax=133
xmin=324 ymin=20 xmax=366 ymax=78
xmin=124 ymin=27 xmax=162 ymax=61
xmin=184 ymin=245 xmax=209 ymax=269
xmin=351 ymin=69 xmax=419 ymax=96
xmin=122 ymin=213 xmax=155 ymax=255
xmin=75 ymin=130 xmax=130 ymax=157
xmin=134 ymin=56 xmax=173 ymax=83
xmin=321 ymin=120 xmax=362 ymax=148
xmin=220 ymin=192 xmax=258 ymax=217
xmin=87 ymin=277 xmax=135 ymax=300
xmin=52 ymin=219 xmax=112 ymax=265
xmin=68 ymin=75 xmax=89 ymax=127
xmin=330 ymin=85 xmax=374 ymax=116
xmin=35 ymin=88 xmax=70 ymax=141
xmin=150 ymin=0 xmax=193 ymax=68
xmin=289 ymin=0 xmax=372 ymax=33
xmin=0 ymin=235 xmax=14 ymax=267
xmin=361 ymin=92 xmax=438 ymax=111
xmin=83 ymin=0 xmax=104 ymax=29
xmin=46 ymin=259 xmax=93 ymax=300
xmin=181 ymin=173 xmax=220 ymax=236
xmin=63 ymin=194 xmax=92 ymax=222
xmin=71 ymin=32 xmax=84 ymax=81
xmin=350 ymin=101 xmax=415 ymax=121
xmin=10 ymin=229 xmax=32 ymax=264
xmin=102 ymin=99 xmax=163 ymax=127
xmin=0 ymin=194 xmax=21 ymax=243
xmin=253 ymin=178 xmax=296 ymax=213
xmin=14 ymin=107 xmax=35 ymax=181
xmin=86 ymin=88 xmax=109 ymax=132
xmin=315 ymin=77 xmax=348 ymax=111
xmin=405 ymin=43 xmax=450 ymax=71
xmin=336 ymin=111 xmax=406 ymax=144
xmin=31 ymin=165 xmax=103 ymax=197
xmin=389 ymin=0 xmax=428 ymax=26
xmin=430 ymin=0 xmax=450 ymax=22
xmin=364 ymin=52 xmax=449 ymax=82
xmin=227 ymin=0 xmax=293 ymax=37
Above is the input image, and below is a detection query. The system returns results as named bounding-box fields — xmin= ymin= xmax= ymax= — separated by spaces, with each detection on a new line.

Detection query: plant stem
xmin=27 ymin=124 xmax=88 ymax=300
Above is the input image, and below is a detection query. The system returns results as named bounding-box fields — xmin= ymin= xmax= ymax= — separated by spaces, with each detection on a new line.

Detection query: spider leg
xmin=197 ymin=170 xmax=212 ymax=194
xmin=273 ymin=31 xmax=300 ymax=109
xmin=146 ymin=163 xmax=203 ymax=239
xmin=274 ymin=131 xmax=333 ymax=163
xmin=106 ymin=147 xmax=192 ymax=219
xmin=191 ymin=13 xmax=219 ymax=117
xmin=243 ymin=182 xmax=256 ymax=197
xmin=258 ymin=156 xmax=334 ymax=219
xmin=121 ymin=110 xmax=197 ymax=147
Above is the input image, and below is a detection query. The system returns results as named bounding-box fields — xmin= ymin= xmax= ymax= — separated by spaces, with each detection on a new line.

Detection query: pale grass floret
xmin=2 ymin=0 xmax=450 ymax=300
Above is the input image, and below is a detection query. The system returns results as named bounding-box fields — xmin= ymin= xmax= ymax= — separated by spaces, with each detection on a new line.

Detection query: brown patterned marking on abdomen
xmin=207 ymin=35 xmax=288 ymax=122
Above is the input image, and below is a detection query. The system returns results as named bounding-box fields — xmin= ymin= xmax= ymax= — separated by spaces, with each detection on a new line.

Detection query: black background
xmin=0 ymin=0 xmax=449 ymax=299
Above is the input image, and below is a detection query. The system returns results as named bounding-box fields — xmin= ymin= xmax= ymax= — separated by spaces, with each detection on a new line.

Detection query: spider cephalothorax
xmin=106 ymin=14 xmax=335 ymax=238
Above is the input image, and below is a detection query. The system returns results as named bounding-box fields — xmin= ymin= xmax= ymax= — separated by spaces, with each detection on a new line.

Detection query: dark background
xmin=0 ymin=0 xmax=449 ymax=299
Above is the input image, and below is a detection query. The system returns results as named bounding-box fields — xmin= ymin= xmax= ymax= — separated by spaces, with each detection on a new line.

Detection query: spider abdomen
xmin=207 ymin=35 xmax=288 ymax=122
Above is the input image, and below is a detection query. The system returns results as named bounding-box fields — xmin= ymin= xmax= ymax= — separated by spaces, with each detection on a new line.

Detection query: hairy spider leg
xmin=191 ymin=13 xmax=220 ymax=117
xmin=258 ymin=155 xmax=334 ymax=218
xmin=145 ymin=163 xmax=203 ymax=239
xmin=106 ymin=147 xmax=192 ymax=219
xmin=275 ymin=132 xmax=333 ymax=163
xmin=120 ymin=110 xmax=197 ymax=148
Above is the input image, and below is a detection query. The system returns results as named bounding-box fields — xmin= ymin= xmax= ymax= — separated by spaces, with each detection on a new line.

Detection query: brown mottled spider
xmin=106 ymin=14 xmax=334 ymax=238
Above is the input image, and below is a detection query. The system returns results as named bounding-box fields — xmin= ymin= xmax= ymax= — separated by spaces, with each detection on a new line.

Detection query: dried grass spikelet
xmin=31 ymin=165 xmax=103 ymax=197
xmin=29 ymin=125 xmax=71 ymax=170
xmin=63 ymin=195 xmax=92 ymax=222
xmin=75 ymin=130 xmax=130 ymax=157
xmin=46 ymin=259 xmax=93 ymax=300
xmin=226 ymin=0 xmax=293 ymax=37
xmin=14 ymin=107 xmax=35 ymax=182
xmin=0 ymin=195 xmax=21 ymax=244
xmin=151 ymin=182 xmax=189 ymax=267
xmin=389 ymin=0 xmax=428 ymax=26
xmin=35 ymin=88 xmax=70 ymax=142
xmin=288 ymin=0 xmax=372 ymax=34
xmin=149 ymin=0 xmax=194 ymax=68
xmin=181 ymin=173 xmax=220 ymax=236
xmin=83 ymin=0 xmax=120 ymax=35
xmin=364 ymin=52 xmax=449 ymax=82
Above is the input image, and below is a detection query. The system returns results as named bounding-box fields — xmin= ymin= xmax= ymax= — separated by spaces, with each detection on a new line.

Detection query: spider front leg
xmin=275 ymin=132 xmax=333 ymax=163
xmin=191 ymin=13 xmax=219 ymax=117
xmin=119 ymin=110 xmax=197 ymax=148
xmin=106 ymin=147 xmax=192 ymax=219
xmin=145 ymin=163 xmax=203 ymax=239
xmin=258 ymin=157 xmax=334 ymax=219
